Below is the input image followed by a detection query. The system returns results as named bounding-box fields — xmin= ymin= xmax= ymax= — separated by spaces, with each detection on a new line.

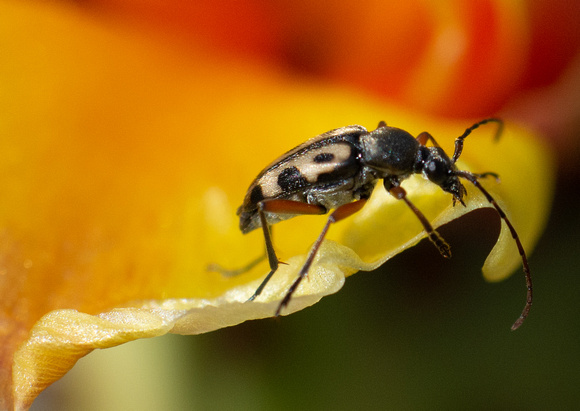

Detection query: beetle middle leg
xmin=276 ymin=199 xmax=368 ymax=316
xmin=248 ymin=199 xmax=328 ymax=302
xmin=384 ymin=179 xmax=452 ymax=258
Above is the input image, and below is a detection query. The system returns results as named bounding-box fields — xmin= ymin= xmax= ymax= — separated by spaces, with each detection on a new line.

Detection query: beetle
xmin=211 ymin=119 xmax=533 ymax=330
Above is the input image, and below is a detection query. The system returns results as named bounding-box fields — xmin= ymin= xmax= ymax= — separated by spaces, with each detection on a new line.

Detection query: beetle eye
xmin=425 ymin=158 xmax=449 ymax=184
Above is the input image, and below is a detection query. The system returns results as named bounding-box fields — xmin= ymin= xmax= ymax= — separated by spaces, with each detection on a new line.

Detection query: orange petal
xmin=0 ymin=1 xmax=554 ymax=409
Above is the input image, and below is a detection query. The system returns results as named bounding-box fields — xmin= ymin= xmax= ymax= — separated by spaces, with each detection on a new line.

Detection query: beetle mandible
xmin=210 ymin=119 xmax=533 ymax=330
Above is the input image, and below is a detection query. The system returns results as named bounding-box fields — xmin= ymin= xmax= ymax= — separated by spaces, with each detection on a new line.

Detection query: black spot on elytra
xmin=316 ymin=172 xmax=336 ymax=183
xmin=249 ymin=185 xmax=264 ymax=204
xmin=278 ymin=166 xmax=308 ymax=191
xmin=313 ymin=152 xmax=335 ymax=163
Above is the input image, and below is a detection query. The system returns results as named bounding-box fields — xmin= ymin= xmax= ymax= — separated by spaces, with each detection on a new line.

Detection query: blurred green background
xmin=34 ymin=177 xmax=577 ymax=410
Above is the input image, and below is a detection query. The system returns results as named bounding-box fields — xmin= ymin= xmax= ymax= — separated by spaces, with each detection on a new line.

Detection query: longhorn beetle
xmin=210 ymin=119 xmax=533 ymax=330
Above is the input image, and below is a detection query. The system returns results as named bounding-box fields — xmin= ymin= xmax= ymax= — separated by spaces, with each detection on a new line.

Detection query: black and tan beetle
xmin=211 ymin=119 xmax=533 ymax=330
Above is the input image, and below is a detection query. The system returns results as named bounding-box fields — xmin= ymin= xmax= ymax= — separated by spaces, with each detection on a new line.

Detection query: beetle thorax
xmin=360 ymin=126 xmax=420 ymax=177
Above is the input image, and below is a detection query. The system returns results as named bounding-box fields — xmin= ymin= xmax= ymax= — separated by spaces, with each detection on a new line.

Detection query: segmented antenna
xmin=452 ymin=118 xmax=504 ymax=164
xmin=456 ymin=171 xmax=533 ymax=331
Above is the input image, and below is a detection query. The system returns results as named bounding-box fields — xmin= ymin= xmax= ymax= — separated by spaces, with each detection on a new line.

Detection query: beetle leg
xmin=207 ymin=223 xmax=279 ymax=278
xmin=384 ymin=180 xmax=452 ymax=259
xmin=416 ymin=131 xmax=441 ymax=148
xmin=276 ymin=199 xmax=368 ymax=316
xmin=248 ymin=199 xmax=327 ymax=302
xmin=207 ymin=253 xmax=267 ymax=277
xmin=456 ymin=170 xmax=532 ymax=331
xmin=473 ymin=171 xmax=500 ymax=181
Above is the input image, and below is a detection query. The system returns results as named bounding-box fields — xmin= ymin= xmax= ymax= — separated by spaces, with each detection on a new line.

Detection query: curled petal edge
xmin=13 ymin=123 xmax=553 ymax=408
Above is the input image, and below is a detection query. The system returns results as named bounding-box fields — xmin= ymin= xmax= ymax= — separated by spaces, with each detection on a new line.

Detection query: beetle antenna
xmin=456 ymin=170 xmax=532 ymax=330
xmin=452 ymin=118 xmax=504 ymax=164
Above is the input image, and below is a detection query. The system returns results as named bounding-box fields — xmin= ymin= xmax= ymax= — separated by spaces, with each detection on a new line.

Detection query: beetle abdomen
xmin=238 ymin=126 xmax=367 ymax=233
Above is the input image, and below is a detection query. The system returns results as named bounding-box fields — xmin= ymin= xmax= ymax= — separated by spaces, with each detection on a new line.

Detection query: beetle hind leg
xmin=207 ymin=253 xmax=268 ymax=277
xmin=247 ymin=204 xmax=282 ymax=301
xmin=248 ymin=199 xmax=328 ymax=303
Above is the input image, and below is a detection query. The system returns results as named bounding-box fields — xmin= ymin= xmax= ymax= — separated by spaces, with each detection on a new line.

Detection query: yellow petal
xmin=0 ymin=1 xmax=554 ymax=409
xmin=338 ymin=120 xmax=554 ymax=282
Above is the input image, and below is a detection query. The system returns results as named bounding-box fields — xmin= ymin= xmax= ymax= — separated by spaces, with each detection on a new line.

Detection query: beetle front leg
xmin=384 ymin=179 xmax=452 ymax=258
xmin=416 ymin=131 xmax=441 ymax=148
xmin=248 ymin=199 xmax=327 ymax=302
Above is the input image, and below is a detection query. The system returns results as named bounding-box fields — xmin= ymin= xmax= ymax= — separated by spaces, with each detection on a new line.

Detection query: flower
xmin=0 ymin=1 xmax=558 ymax=409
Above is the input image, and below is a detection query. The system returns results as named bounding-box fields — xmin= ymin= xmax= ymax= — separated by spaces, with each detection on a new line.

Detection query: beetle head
xmin=422 ymin=146 xmax=466 ymax=205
